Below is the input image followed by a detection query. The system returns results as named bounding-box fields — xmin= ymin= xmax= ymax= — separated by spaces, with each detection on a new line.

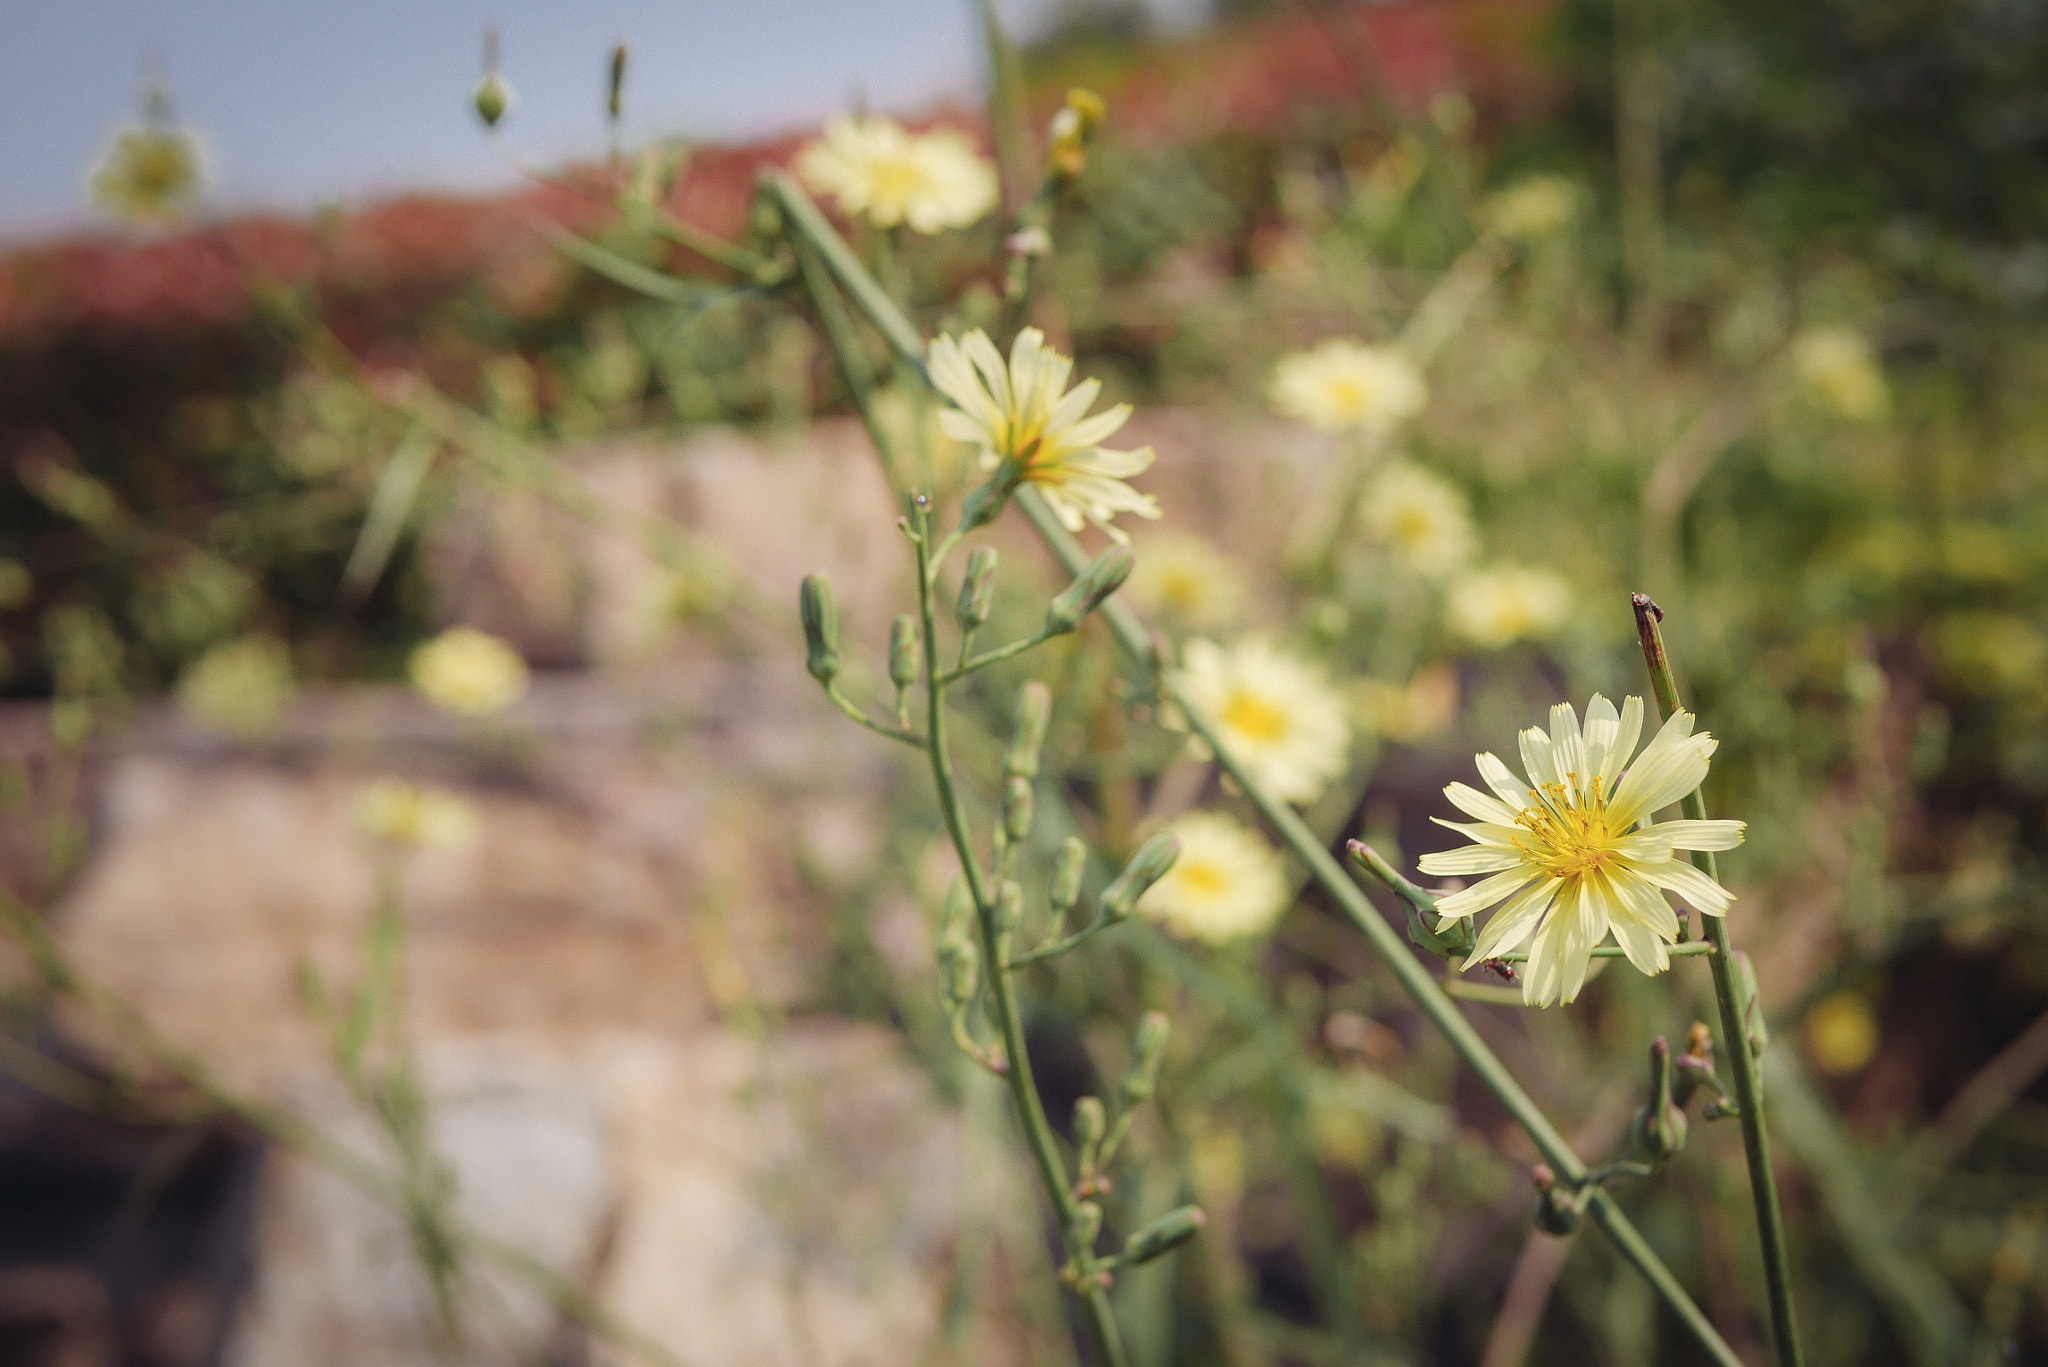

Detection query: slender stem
xmin=1633 ymin=595 xmax=1805 ymax=1367
xmin=1497 ymin=941 xmax=1716 ymax=964
xmin=911 ymin=503 xmax=1130 ymax=1367
xmin=769 ymin=175 xmax=1742 ymax=1367
xmin=942 ymin=625 xmax=1063 ymax=683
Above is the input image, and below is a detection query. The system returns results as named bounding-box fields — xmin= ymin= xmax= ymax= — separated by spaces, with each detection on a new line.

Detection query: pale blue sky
xmin=0 ymin=0 xmax=1111 ymax=238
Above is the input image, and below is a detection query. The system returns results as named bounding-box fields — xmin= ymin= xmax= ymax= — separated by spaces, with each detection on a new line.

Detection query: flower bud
xmin=1048 ymin=837 xmax=1087 ymax=920
xmin=1048 ymin=88 xmax=1108 ymax=179
xmin=1531 ymin=1164 xmax=1581 ymax=1236
xmin=958 ymin=467 xmax=1019 ymax=534
xmin=888 ymin=614 xmax=921 ymax=690
xmin=1045 ymin=546 xmax=1134 ymax=634
xmin=473 ymin=72 xmax=513 ymax=129
xmin=1346 ymin=840 xmax=1473 ymax=960
xmin=1071 ymin=1200 xmax=1103 ymax=1250
xmin=937 ymin=929 xmax=979 ymax=1011
xmin=799 ymin=575 xmax=840 ymax=685
xmin=1073 ymin=1095 xmax=1105 ymax=1155
xmin=607 ymin=43 xmax=628 ymax=123
xmin=1099 ymin=832 xmax=1179 ymax=922
xmin=1736 ymin=952 xmax=1769 ymax=1055
xmin=1122 ymin=1204 xmax=1206 ymax=1265
xmin=1673 ymin=1021 xmax=1715 ymax=1108
xmin=1635 ymin=1036 xmax=1689 ymax=1163
xmin=994 ymin=879 xmax=1024 ymax=935
xmin=1121 ymin=1010 xmax=1170 ymax=1104
xmin=1003 ymin=776 xmax=1034 ymax=843
xmin=1005 ymin=681 xmax=1052 ymax=779
xmin=956 ymin=546 xmax=999 ymax=631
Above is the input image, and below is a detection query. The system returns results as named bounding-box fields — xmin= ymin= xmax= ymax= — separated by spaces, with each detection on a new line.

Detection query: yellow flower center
xmin=1220 ymin=688 xmax=1290 ymax=744
xmin=1175 ymin=859 xmax=1231 ymax=899
xmin=1511 ymin=775 xmax=1622 ymax=883
xmin=1390 ymin=506 xmax=1434 ymax=547
xmin=867 ymin=155 xmax=927 ymax=206
xmin=1323 ymin=378 xmax=1367 ymax=417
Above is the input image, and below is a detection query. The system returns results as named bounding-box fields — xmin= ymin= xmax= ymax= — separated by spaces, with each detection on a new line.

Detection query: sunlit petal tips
xmin=1418 ymin=694 xmax=1745 ymax=1006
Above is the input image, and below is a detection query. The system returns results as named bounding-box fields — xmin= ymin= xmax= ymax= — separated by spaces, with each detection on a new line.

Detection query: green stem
xmin=1633 ymin=595 xmax=1805 ymax=1367
xmin=769 ymin=174 xmax=1741 ymax=1367
xmin=910 ymin=502 xmax=1130 ymax=1367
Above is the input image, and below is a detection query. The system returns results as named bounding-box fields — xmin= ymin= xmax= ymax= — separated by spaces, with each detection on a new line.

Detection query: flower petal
xmin=1519 ymin=725 xmax=1561 ymax=792
xmin=1606 ymin=865 xmax=1679 ymax=945
xmin=1629 ymin=857 xmax=1736 ymax=916
xmin=1607 ymin=710 xmax=1714 ymax=827
xmin=1463 ymin=876 xmax=1558 ymax=965
xmin=1432 ymin=865 xmax=1539 ymax=920
xmin=1475 ymin=752 xmax=1532 ymax=811
xmin=1657 ymin=819 xmax=1747 ymax=851
xmin=1444 ymin=780 xmax=1522 ymax=826
xmin=1430 ymin=817 xmax=1522 ymax=846
xmin=1600 ymin=695 xmax=1645 ymax=789
xmin=1614 ymin=828 xmax=1677 ymax=861
xmin=1548 ymin=701 xmax=1585 ymax=785
xmin=1417 ymin=844 xmax=1525 ymax=877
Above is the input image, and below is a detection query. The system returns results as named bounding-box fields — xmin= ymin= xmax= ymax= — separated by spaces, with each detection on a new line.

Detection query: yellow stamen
xmin=1510 ymin=773 xmax=1623 ymax=883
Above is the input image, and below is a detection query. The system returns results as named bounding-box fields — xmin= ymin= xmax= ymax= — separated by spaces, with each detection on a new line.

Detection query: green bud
xmin=1073 ymin=1095 xmax=1105 ymax=1154
xmin=994 ymin=880 xmax=1024 ymax=935
xmin=1530 ymin=1164 xmax=1580 ymax=1236
xmin=1048 ymin=837 xmax=1087 ymax=920
xmin=956 ymin=547 xmax=999 ymax=630
xmin=1003 ymin=776 xmax=1035 ymax=843
xmin=1346 ymin=840 xmax=1474 ymax=961
xmin=1122 ymin=1205 xmax=1206 ymax=1265
xmin=607 ymin=43 xmax=628 ymax=122
xmin=1005 ymin=681 xmax=1052 ymax=779
xmin=1100 ymin=833 xmax=1179 ymax=922
xmin=1045 ymin=546 xmax=1134 ymax=634
xmin=888 ymin=614 xmax=921 ymax=690
xmin=1736 ymin=951 xmax=1769 ymax=1055
xmin=1071 ymin=1200 xmax=1103 ymax=1250
xmin=1121 ymin=1010 xmax=1170 ymax=1104
xmin=937 ymin=929 xmax=979 ymax=1011
xmin=473 ymin=72 xmax=513 ymax=129
xmin=1635 ymin=1036 xmax=1689 ymax=1162
xmin=957 ymin=466 xmax=1020 ymax=535
xmin=799 ymin=575 xmax=840 ymax=685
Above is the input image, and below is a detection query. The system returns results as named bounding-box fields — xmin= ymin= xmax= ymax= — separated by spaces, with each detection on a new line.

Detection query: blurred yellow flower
xmin=1128 ymin=534 xmax=1246 ymax=631
xmin=354 ymin=779 xmax=480 ymax=850
xmin=1446 ymin=565 xmax=1571 ymax=648
xmin=1421 ymin=695 xmax=1746 ymax=1006
xmin=1353 ymin=665 xmax=1458 ymax=743
xmin=1791 ymin=327 xmax=1889 ymax=423
xmin=1483 ymin=175 xmax=1580 ymax=240
xmin=928 ymin=327 xmax=1160 ymax=536
xmin=409 ymin=626 xmax=529 ymax=718
xmin=178 ymin=635 xmax=295 ymax=736
xmin=796 ymin=116 xmax=998 ymax=234
xmin=1361 ymin=461 xmax=1475 ymax=576
xmin=1138 ymin=811 xmax=1288 ymax=944
xmin=90 ymin=124 xmax=206 ymax=227
xmin=1270 ymin=341 xmax=1426 ymax=434
xmin=1176 ymin=638 xmax=1351 ymax=803
xmin=1805 ymin=991 xmax=1879 ymax=1075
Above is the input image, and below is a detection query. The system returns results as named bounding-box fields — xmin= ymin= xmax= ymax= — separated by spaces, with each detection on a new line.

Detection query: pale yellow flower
xmin=90 ymin=124 xmax=206 ymax=226
xmin=409 ymin=627 xmax=529 ymax=718
xmin=1419 ymin=695 xmax=1746 ymax=1007
xmin=1270 ymin=341 xmax=1426 ymax=434
xmin=1791 ymin=327 xmax=1889 ymax=423
xmin=1175 ymin=639 xmax=1350 ymax=804
xmin=178 ymin=635 xmax=295 ymax=736
xmin=1353 ymin=665 xmax=1458 ymax=743
xmin=1361 ymin=461 xmax=1474 ymax=576
xmin=1446 ymin=565 xmax=1570 ymax=647
xmin=1483 ymin=175 xmax=1580 ymax=241
xmin=928 ymin=327 xmax=1160 ymax=536
xmin=354 ymin=779 xmax=480 ymax=850
xmin=796 ymin=116 xmax=998 ymax=234
xmin=1138 ymin=811 xmax=1288 ymax=944
xmin=1128 ymin=534 xmax=1246 ymax=631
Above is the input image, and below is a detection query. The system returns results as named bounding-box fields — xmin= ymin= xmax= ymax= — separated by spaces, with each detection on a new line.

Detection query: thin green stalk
xmin=1633 ymin=595 xmax=1805 ymax=1367
xmin=767 ymin=174 xmax=1742 ymax=1367
xmin=909 ymin=502 xmax=1130 ymax=1367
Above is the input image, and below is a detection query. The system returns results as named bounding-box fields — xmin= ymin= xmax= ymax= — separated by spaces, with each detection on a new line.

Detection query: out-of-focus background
xmin=2 ymin=1 xmax=2046 ymax=1365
